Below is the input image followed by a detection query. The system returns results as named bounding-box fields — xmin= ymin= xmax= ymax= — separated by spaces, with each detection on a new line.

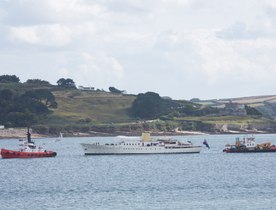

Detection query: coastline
xmin=0 ymin=128 xmax=208 ymax=139
xmin=0 ymin=128 xmax=47 ymax=139
xmin=0 ymin=128 xmax=270 ymax=139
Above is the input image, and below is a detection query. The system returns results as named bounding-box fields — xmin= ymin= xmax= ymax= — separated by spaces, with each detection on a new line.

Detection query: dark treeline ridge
xmin=130 ymin=92 xmax=220 ymax=119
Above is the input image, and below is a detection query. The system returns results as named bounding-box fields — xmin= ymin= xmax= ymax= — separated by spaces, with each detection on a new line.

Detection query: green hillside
xmin=51 ymin=90 xmax=136 ymax=124
xmin=1 ymin=75 xmax=276 ymax=135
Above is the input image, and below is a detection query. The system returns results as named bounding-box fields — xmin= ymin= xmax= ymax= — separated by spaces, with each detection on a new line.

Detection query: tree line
xmin=0 ymin=74 xmax=77 ymax=89
xmin=0 ymin=75 xmax=125 ymax=93
xmin=130 ymin=92 xmax=261 ymax=120
xmin=0 ymin=89 xmax=57 ymax=127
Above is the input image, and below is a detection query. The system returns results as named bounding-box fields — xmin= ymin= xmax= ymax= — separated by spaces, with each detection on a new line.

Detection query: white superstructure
xmin=80 ymin=134 xmax=202 ymax=155
xmin=19 ymin=138 xmax=45 ymax=152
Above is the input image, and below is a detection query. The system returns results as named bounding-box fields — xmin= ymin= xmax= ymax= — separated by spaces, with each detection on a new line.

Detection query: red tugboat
xmin=1 ymin=128 xmax=57 ymax=159
xmin=223 ymin=136 xmax=276 ymax=153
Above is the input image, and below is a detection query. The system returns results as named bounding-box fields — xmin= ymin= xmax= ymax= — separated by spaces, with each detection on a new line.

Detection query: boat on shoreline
xmin=81 ymin=133 xmax=202 ymax=155
xmin=223 ymin=136 xmax=276 ymax=153
xmin=1 ymin=128 xmax=57 ymax=159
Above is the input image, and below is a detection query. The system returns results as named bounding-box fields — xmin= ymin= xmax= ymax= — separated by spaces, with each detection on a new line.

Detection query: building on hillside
xmin=221 ymin=100 xmax=247 ymax=116
xmin=78 ymin=86 xmax=95 ymax=91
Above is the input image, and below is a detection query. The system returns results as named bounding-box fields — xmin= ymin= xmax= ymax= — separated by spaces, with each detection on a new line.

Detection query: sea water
xmin=0 ymin=134 xmax=276 ymax=210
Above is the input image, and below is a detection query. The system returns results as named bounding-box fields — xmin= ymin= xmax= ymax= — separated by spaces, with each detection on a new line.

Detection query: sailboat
xmin=1 ymin=128 xmax=57 ymax=159
xmin=56 ymin=132 xmax=63 ymax=141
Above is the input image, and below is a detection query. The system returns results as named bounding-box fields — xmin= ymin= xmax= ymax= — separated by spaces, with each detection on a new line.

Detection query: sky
xmin=1 ymin=0 xmax=276 ymax=100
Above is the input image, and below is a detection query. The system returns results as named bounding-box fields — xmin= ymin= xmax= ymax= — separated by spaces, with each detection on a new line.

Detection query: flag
xmin=203 ymin=139 xmax=210 ymax=149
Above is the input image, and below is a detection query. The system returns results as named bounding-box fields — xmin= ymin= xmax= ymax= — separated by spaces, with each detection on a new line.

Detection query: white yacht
xmin=80 ymin=133 xmax=202 ymax=155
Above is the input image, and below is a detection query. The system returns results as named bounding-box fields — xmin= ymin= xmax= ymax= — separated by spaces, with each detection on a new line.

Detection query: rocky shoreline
xmin=0 ymin=127 xmax=271 ymax=139
xmin=0 ymin=129 xmax=206 ymax=139
xmin=0 ymin=128 xmax=47 ymax=139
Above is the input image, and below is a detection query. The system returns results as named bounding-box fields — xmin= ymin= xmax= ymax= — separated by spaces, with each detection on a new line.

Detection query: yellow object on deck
xmin=141 ymin=132 xmax=151 ymax=142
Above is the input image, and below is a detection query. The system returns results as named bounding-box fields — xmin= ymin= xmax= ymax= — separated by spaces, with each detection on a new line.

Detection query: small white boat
xmin=81 ymin=133 xmax=202 ymax=155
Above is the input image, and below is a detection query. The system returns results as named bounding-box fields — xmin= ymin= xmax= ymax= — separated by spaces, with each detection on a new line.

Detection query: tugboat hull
xmin=223 ymin=148 xmax=276 ymax=153
xmin=1 ymin=148 xmax=57 ymax=159
xmin=223 ymin=136 xmax=276 ymax=153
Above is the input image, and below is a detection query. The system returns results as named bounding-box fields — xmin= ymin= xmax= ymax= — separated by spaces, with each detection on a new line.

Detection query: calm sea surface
xmin=0 ymin=134 xmax=276 ymax=210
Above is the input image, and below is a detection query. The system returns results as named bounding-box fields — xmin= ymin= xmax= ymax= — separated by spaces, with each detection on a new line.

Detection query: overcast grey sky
xmin=1 ymin=0 xmax=276 ymax=100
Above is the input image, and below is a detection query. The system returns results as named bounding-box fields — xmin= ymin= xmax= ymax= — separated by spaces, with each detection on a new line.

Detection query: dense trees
xmin=130 ymin=92 xmax=221 ymax=120
xmin=25 ymin=79 xmax=50 ymax=85
xmin=0 ymin=89 xmax=57 ymax=127
xmin=0 ymin=75 xmax=20 ymax=83
xmin=131 ymin=92 xmax=165 ymax=119
xmin=22 ymin=89 xmax=57 ymax=108
xmin=0 ymin=74 xmax=62 ymax=127
xmin=57 ymin=78 xmax=76 ymax=89
xmin=245 ymin=105 xmax=262 ymax=116
xmin=109 ymin=86 xmax=124 ymax=94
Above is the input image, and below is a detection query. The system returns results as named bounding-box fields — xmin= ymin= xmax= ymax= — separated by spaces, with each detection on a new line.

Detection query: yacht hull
xmin=81 ymin=143 xmax=201 ymax=155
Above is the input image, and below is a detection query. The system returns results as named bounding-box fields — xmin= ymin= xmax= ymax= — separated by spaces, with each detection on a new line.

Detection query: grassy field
xmin=50 ymin=90 xmax=136 ymax=124
xmin=174 ymin=116 xmax=273 ymax=125
xmin=196 ymin=95 xmax=276 ymax=108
